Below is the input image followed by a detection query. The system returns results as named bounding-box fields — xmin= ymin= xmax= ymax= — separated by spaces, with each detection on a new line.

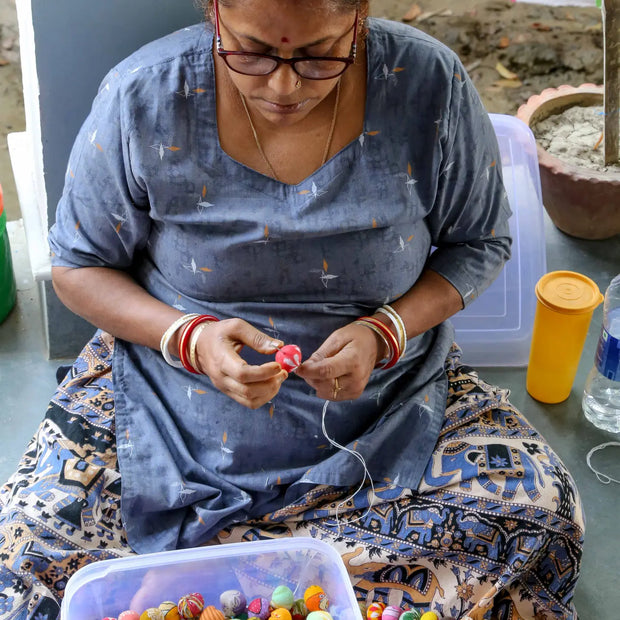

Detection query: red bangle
xmin=356 ymin=316 xmax=401 ymax=369
xmin=178 ymin=314 xmax=219 ymax=373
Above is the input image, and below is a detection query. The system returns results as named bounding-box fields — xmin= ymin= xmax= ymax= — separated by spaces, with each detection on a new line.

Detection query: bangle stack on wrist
xmin=160 ymin=313 xmax=219 ymax=373
xmin=376 ymin=304 xmax=407 ymax=358
xmin=354 ymin=304 xmax=407 ymax=369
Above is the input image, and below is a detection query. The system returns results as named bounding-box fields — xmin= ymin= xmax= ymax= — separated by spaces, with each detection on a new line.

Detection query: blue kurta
xmin=48 ymin=18 xmax=512 ymax=553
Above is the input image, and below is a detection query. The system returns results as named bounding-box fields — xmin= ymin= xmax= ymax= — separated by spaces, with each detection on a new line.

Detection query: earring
xmin=295 ymin=79 xmax=302 ymax=89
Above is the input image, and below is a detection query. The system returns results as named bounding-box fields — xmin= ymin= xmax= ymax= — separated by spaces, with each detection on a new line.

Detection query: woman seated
xmin=0 ymin=0 xmax=584 ymax=618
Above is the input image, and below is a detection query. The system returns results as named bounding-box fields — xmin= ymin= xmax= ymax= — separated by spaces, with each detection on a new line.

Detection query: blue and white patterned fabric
xmin=48 ymin=18 xmax=511 ymax=553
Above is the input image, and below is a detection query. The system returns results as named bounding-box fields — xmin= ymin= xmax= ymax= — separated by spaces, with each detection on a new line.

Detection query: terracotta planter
xmin=517 ymin=84 xmax=620 ymax=240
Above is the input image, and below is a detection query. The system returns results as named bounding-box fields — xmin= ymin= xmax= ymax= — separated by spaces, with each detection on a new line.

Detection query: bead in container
xmin=270 ymin=585 xmax=295 ymax=610
xmin=178 ymin=593 xmax=205 ymax=619
xmin=220 ymin=590 xmax=248 ymax=618
xmin=419 ymin=613 xmax=438 ymax=620
xmin=141 ymin=608 xmax=164 ymax=620
xmin=290 ymin=599 xmax=308 ymax=620
xmin=269 ymin=609 xmax=292 ymax=620
xmin=160 ymin=602 xmax=181 ymax=620
xmin=306 ymin=612 xmax=333 ymax=620
xmin=366 ymin=603 xmax=385 ymax=620
xmin=303 ymin=586 xmax=328 ymax=612
xmin=247 ymin=597 xmax=271 ymax=620
xmin=381 ymin=606 xmax=402 ymax=620
xmin=119 ymin=611 xmax=140 ymax=620
xmin=399 ymin=611 xmax=421 ymax=620
xmin=275 ymin=345 xmax=303 ymax=372
xmin=200 ymin=606 xmax=226 ymax=620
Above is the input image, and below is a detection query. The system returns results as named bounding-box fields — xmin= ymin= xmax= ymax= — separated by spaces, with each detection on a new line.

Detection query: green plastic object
xmin=0 ymin=184 xmax=17 ymax=323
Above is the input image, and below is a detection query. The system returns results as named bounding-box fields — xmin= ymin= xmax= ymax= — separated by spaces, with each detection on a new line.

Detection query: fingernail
xmin=270 ymin=341 xmax=283 ymax=350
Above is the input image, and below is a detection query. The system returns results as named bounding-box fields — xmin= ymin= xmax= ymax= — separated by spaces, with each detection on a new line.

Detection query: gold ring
xmin=332 ymin=377 xmax=342 ymax=400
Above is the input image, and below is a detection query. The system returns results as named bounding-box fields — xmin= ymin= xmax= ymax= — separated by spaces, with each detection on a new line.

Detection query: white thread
xmin=321 ymin=400 xmax=376 ymax=534
xmin=586 ymin=442 xmax=620 ymax=485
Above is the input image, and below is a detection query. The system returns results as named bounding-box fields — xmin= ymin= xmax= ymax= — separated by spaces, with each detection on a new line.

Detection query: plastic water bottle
xmin=582 ymin=274 xmax=620 ymax=433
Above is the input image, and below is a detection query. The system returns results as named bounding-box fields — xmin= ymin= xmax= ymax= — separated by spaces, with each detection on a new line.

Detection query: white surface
xmin=7 ymin=132 xmax=52 ymax=281
xmin=15 ymin=0 xmax=49 ymax=249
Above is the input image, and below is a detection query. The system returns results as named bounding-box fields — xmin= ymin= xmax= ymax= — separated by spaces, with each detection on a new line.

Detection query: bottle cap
xmin=535 ymin=270 xmax=604 ymax=315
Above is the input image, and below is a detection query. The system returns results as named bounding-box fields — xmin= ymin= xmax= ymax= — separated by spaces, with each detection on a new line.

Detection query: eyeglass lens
xmin=223 ymin=55 xmax=350 ymax=79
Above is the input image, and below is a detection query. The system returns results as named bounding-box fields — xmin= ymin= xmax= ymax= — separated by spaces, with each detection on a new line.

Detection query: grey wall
xmin=31 ymin=0 xmax=203 ymax=357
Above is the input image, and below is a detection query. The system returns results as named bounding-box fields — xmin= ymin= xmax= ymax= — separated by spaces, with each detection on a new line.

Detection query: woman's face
xmin=214 ymin=0 xmax=358 ymax=126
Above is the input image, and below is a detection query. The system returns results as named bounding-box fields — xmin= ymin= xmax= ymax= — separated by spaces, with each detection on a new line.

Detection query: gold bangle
xmin=376 ymin=305 xmax=407 ymax=357
xmin=353 ymin=319 xmax=392 ymax=365
xmin=188 ymin=322 xmax=210 ymax=373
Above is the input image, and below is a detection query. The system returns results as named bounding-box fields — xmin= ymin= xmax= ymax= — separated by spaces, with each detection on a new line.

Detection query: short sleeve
xmin=48 ymin=70 xmax=151 ymax=270
xmin=425 ymin=59 xmax=512 ymax=307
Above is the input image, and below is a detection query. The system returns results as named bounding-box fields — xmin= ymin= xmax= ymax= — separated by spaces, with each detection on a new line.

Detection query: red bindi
xmin=281 ymin=37 xmax=289 ymax=43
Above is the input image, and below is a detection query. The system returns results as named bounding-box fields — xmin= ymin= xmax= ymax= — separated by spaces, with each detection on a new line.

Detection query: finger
xmin=222 ymin=360 xmax=287 ymax=385
xmin=223 ymin=371 xmax=287 ymax=409
xmin=297 ymin=339 xmax=355 ymax=381
xmin=324 ymin=373 xmax=355 ymax=401
xmin=226 ymin=318 xmax=283 ymax=355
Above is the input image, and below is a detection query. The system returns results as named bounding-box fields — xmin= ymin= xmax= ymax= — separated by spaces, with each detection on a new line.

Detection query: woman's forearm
xmin=384 ymin=269 xmax=464 ymax=340
xmin=51 ymin=266 xmax=183 ymax=351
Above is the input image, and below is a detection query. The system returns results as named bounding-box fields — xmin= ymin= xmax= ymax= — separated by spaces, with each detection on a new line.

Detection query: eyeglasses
xmin=214 ymin=0 xmax=358 ymax=80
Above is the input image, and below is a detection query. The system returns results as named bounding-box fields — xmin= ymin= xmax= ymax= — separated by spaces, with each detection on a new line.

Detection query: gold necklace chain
xmin=240 ymin=80 xmax=341 ymax=182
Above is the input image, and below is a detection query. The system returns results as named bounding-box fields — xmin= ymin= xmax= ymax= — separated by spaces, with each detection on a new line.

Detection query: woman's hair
xmin=197 ymin=0 xmax=368 ymax=21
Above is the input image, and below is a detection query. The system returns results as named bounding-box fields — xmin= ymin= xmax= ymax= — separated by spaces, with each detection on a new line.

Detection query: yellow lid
xmin=536 ymin=271 xmax=604 ymax=314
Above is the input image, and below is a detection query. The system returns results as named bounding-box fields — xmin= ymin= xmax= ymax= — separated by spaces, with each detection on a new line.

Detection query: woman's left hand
xmin=295 ymin=322 xmax=386 ymax=401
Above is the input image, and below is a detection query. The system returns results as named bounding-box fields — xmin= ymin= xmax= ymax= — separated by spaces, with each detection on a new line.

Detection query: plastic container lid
xmin=535 ymin=270 xmax=604 ymax=314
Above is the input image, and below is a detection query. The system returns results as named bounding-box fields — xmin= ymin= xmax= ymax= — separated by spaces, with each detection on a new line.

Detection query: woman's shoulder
xmin=366 ymin=17 xmax=460 ymax=68
xmin=101 ymin=23 xmax=213 ymax=93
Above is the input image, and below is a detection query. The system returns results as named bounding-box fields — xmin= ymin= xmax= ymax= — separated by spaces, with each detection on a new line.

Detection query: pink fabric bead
xmin=275 ymin=345 xmax=302 ymax=372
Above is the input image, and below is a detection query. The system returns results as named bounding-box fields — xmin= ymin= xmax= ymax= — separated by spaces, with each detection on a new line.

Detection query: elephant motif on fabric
xmin=424 ymin=441 xmax=544 ymax=501
xmin=342 ymin=548 xmax=445 ymax=608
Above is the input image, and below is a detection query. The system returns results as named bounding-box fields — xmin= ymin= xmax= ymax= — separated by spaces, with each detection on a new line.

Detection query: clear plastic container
xmin=451 ymin=114 xmax=547 ymax=367
xmin=60 ymin=538 xmax=360 ymax=620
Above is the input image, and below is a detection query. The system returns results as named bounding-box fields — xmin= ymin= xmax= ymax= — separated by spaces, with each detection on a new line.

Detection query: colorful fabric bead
xmin=160 ymin=602 xmax=180 ymax=620
xmin=178 ymin=593 xmax=205 ymax=619
xmin=399 ymin=611 xmax=421 ymax=620
xmin=140 ymin=608 xmax=164 ymax=620
xmin=269 ymin=609 xmax=292 ymax=620
xmin=290 ymin=599 xmax=308 ymax=620
xmin=119 ymin=611 xmax=140 ymax=620
xmin=275 ymin=345 xmax=303 ymax=372
xmin=306 ymin=612 xmax=333 ymax=620
xmin=199 ymin=606 xmax=226 ymax=620
xmin=303 ymin=586 xmax=328 ymax=612
xmin=220 ymin=590 xmax=247 ymax=618
xmin=418 ymin=613 xmax=437 ymax=620
xmin=381 ymin=606 xmax=402 ymax=620
xmin=366 ymin=602 xmax=385 ymax=620
xmin=247 ymin=597 xmax=270 ymax=620
xmin=270 ymin=585 xmax=295 ymax=610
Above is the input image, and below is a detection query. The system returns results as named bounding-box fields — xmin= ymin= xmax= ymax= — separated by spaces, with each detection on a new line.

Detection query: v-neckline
xmin=206 ymin=26 xmax=375 ymax=190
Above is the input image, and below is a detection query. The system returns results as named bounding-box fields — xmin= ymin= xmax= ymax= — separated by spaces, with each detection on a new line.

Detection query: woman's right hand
xmin=193 ymin=318 xmax=288 ymax=409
